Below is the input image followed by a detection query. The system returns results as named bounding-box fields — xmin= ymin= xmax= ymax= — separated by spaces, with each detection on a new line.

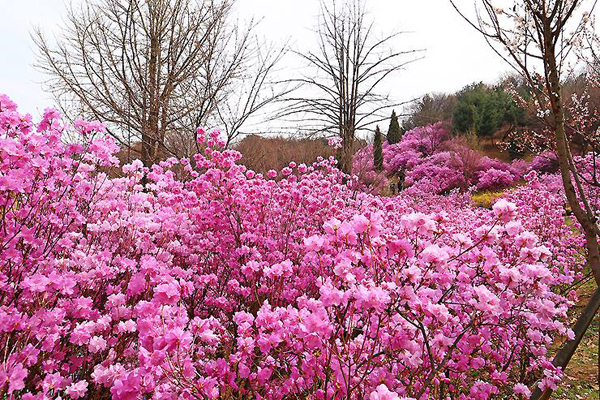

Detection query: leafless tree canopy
xmin=34 ymin=0 xmax=288 ymax=165
xmin=281 ymin=0 xmax=422 ymax=173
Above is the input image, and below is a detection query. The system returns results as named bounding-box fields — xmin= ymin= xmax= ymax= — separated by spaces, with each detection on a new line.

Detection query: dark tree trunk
xmin=340 ymin=128 xmax=354 ymax=175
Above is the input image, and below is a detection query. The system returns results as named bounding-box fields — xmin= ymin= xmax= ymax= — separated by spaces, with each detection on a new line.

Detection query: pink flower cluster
xmin=501 ymin=171 xmax=586 ymax=287
xmin=530 ymin=151 xmax=559 ymax=174
xmin=0 ymin=95 xmax=582 ymax=399
xmin=352 ymin=123 xmax=528 ymax=194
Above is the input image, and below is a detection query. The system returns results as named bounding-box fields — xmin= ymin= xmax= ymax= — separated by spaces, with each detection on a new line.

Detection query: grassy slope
xmin=553 ymin=278 xmax=599 ymax=399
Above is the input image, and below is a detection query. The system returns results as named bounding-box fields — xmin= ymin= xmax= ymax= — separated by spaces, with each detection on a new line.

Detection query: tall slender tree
xmin=387 ymin=110 xmax=402 ymax=144
xmin=373 ymin=125 xmax=383 ymax=171
xmin=281 ymin=0 xmax=421 ymax=173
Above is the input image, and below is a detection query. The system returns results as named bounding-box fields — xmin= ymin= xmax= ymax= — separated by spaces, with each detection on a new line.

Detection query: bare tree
xmin=449 ymin=1 xmax=600 ymax=398
xmin=34 ymin=0 xmax=288 ymax=166
xmin=214 ymin=39 xmax=292 ymax=148
xmin=402 ymin=93 xmax=457 ymax=131
xmin=281 ymin=0 xmax=422 ymax=173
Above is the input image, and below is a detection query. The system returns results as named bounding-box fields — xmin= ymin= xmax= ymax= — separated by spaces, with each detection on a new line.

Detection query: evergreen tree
xmin=374 ymin=125 xmax=383 ymax=171
xmin=387 ymin=110 xmax=402 ymax=144
xmin=452 ymin=83 xmax=524 ymax=137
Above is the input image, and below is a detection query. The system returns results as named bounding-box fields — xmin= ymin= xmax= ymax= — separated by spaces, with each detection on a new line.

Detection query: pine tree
xmin=387 ymin=110 xmax=402 ymax=144
xmin=374 ymin=125 xmax=383 ymax=171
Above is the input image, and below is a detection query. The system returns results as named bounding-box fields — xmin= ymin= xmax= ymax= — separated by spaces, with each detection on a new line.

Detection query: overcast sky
xmin=0 ymin=0 xmax=511 ymax=121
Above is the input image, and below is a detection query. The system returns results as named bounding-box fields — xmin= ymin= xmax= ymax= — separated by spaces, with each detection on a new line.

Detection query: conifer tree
xmin=374 ymin=125 xmax=383 ymax=171
xmin=387 ymin=110 xmax=402 ymax=144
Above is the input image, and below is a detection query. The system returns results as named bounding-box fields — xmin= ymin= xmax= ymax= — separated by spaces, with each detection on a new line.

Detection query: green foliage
xmin=387 ymin=110 xmax=403 ymax=144
xmin=452 ymin=82 xmax=524 ymax=137
xmin=374 ymin=125 xmax=383 ymax=171
xmin=453 ymin=103 xmax=479 ymax=134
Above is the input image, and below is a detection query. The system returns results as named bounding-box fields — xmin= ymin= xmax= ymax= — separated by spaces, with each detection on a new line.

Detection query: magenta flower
xmin=66 ymin=380 xmax=88 ymax=399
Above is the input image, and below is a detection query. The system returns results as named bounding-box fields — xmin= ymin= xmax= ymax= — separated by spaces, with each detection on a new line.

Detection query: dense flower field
xmin=0 ymin=95 xmax=589 ymax=399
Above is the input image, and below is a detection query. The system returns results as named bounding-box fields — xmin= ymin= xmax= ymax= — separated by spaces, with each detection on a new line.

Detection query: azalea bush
xmin=352 ymin=123 xmax=524 ymax=194
xmin=0 ymin=95 xmax=585 ymax=399
xmin=530 ymin=151 xmax=560 ymax=174
xmin=502 ymin=171 xmax=587 ymax=288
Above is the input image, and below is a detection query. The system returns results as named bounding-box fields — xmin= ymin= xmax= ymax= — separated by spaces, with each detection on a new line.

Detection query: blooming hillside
xmin=352 ymin=123 xmax=532 ymax=194
xmin=0 ymin=95 xmax=588 ymax=399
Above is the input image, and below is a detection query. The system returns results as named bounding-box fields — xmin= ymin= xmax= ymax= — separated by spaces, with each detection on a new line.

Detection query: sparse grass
xmin=552 ymin=277 xmax=600 ymax=399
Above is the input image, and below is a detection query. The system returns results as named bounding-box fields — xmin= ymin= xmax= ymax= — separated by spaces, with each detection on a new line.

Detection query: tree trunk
xmin=339 ymin=129 xmax=354 ymax=175
xmin=144 ymin=19 xmax=161 ymax=168
xmin=546 ymin=40 xmax=600 ymax=286
xmin=141 ymin=132 xmax=154 ymax=168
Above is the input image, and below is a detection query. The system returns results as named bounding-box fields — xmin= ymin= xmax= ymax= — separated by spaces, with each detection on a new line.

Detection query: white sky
xmin=0 ymin=0 xmax=511 ymax=122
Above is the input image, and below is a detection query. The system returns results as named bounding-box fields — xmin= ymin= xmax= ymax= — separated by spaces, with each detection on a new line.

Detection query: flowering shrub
xmin=0 ymin=95 xmax=582 ymax=399
xmin=476 ymin=168 xmax=516 ymax=191
xmin=350 ymin=147 xmax=390 ymax=194
xmin=404 ymin=151 xmax=466 ymax=193
xmin=384 ymin=122 xmax=451 ymax=175
xmin=353 ymin=123 xmax=524 ymax=194
xmin=530 ymin=151 xmax=560 ymax=174
xmin=501 ymin=171 xmax=586 ymax=287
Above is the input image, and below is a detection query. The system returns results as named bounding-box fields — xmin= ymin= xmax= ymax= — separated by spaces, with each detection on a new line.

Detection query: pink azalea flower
xmin=66 ymin=380 xmax=88 ymax=399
